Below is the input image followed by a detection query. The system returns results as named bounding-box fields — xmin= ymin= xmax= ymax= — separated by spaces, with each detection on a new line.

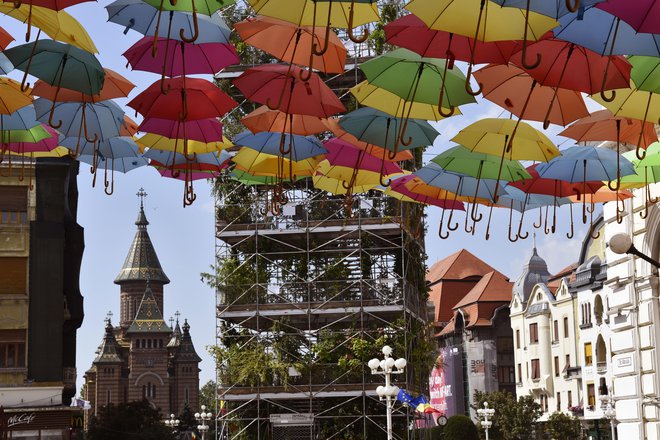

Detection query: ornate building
xmin=84 ymin=191 xmax=201 ymax=418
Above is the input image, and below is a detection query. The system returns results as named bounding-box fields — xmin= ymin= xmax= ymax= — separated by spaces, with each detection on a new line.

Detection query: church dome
xmin=512 ymin=246 xmax=551 ymax=306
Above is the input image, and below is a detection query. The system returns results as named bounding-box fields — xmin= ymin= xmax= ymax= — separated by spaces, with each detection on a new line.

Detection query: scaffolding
xmin=213 ymin=180 xmax=430 ymax=440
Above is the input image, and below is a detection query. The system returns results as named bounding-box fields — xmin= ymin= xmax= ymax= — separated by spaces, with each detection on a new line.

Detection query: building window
xmin=531 ymin=359 xmax=540 ymax=380
xmin=565 ymin=354 xmax=570 ymax=371
xmin=517 ymin=363 xmax=522 ymax=383
xmin=516 ymin=329 xmax=520 ymax=349
xmin=145 ymin=359 xmax=154 ymax=367
xmin=584 ymin=342 xmax=593 ymax=365
xmin=498 ymin=366 xmax=515 ymax=384
xmin=529 ymin=323 xmax=539 ymax=344
xmin=0 ymin=185 xmax=28 ymax=224
xmin=0 ymin=330 xmax=26 ymax=368
xmin=563 ymin=317 xmax=569 ymax=338
xmin=185 ymin=387 xmax=189 ymax=403
xmin=568 ymin=390 xmax=573 ymax=407
xmin=553 ymin=320 xmax=559 ymax=342
xmin=0 ymin=257 xmax=28 ymax=295
xmin=556 ymin=392 xmax=561 ymax=412
xmin=143 ymin=382 xmax=156 ymax=399
xmin=587 ymin=383 xmax=596 ymax=408
xmin=498 ymin=336 xmax=513 ymax=353
xmin=540 ymin=394 xmax=547 ymax=412
xmin=106 ymin=390 xmax=111 ymax=405
xmin=554 ymin=356 xmax=560 ymax=377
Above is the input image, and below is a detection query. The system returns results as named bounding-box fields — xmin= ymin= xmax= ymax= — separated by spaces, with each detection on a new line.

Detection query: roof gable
xmin=427 ymin=249 xmax=497 ymax=284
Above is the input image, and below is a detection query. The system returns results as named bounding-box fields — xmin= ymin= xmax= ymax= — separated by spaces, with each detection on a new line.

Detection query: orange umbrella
xmin=121 ymin=115 xmax=139 ymax=137
xmin=559 ymin=109 xmax=658 ymax=149
xmin=31 ymin=68 xmax=135 ymax=102
xmin=474 ymin=64 xmax=589 ymax=127
xmin=242 ymin=106 xmax=329 ymax=135
xmin=568 ymin=187 xmax=633 ymax=204
xmin=324 ymin=118 xmax=413 ymax=162
xmin=0 ymin=26 xmax=14 ymax=50
xmin=234 ymin=15 xmax=346 ymax=76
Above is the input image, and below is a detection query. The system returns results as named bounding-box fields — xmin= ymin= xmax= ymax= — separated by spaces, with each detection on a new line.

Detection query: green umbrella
xmin=0 ymin=125 xmax=52 ymax=144
xmin=629 ymin=56 xmax=660 ymax=94
xmin=431 ymin=145 xmax=531 ymax=182
xmin=4 ymin=40 xmax=104 ymax=128
xmin=230 ymin=170 xmax=305 ymax=185
xmin=621 ymin=142 xmax=660 ymax=218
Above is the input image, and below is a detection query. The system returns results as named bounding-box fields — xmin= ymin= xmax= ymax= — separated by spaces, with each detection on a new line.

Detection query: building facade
xmin=0 ymin=158 xmax=86 ymax=439
xmin=84 ymin=194 xmax=201 ymax=419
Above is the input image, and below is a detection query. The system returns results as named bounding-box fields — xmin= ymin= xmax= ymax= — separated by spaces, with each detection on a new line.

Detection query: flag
xmin=397 ymin=389 xmax=413 ymax=405
xmin=416 ymin=403 xmax=441 ymax=414
xmin=410 ymin=395 xmax=428 ymax=407
xmin=70 ymin=397 xmax=91 ymax=410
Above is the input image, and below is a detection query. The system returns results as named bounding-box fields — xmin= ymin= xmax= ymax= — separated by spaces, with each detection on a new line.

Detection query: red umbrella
xmin=510 ymin=38 xmax=631 ymax=126
xmin=127 ymin=77 xmax=237 ymax=122
xmin=384 ymin=14 xmax=523 ymax=64
xmin=233 ymin=64 xmax=346 ymax=119
xmin=0 ymin=26 xmax=13 ymax=50
xmin=139 ymin=118 xmax=224 ymax=143
xmin=559 ymin=110 xmax=658 ymax=149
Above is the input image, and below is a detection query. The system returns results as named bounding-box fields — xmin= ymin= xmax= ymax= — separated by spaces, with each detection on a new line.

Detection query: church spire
xmin=93 ymin=317 xmax=123 ymax=364
xmin=126 ymin=283 xmax=171 ymax=334
xmin=114 ymin=188 xmax=170 ymax=285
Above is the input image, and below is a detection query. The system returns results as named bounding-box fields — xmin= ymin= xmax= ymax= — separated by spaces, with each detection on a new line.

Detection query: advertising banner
xmin=428 ymin=345 xmax=464 ymax=420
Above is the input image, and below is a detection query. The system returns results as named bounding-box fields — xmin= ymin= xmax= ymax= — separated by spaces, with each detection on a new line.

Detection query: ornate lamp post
xmin=195 ymin=405 xmax=213 ymax=440
xmin=164 ymin=413 xmax=180 ymax=432
xmin=477 ymin=402 xmax=495 ymax=440
xmin=600 ymin=390 xmax=617 ymax=440
xmin=368 ymin=345 xmax=407 ymax=440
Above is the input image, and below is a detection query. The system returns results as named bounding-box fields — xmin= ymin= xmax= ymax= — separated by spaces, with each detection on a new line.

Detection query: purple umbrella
xmin=138 ymin=117 xmax=223 ymax=143
xmin=598 ymin=0 xmax=660 ymax=34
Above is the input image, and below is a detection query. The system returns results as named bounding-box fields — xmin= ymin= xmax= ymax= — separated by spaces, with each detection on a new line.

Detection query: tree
xmin=473 ymin=391 xmax=542 ymax=440
xmin=199 ymin=380 xmax=217 ymax=409
xmin=444 ymin=415 xmax=479 ymax=440
xmin=546 ymin=412 xmax=584 ymax=440
xmin=86 ymin=400 xmax=176 ymax=440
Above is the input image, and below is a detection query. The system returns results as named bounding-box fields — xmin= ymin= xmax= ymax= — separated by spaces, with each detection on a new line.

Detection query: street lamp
xmin=368 ymin=345 xmax=407 ymax=440
xmin=600 ymin=390 xmax=617 ymax=440
xmin=195 ymin=405 xmax=213 ymax=440
xmin=164 ymin=413 xmax=180 ymax=432
xmin=477 ymin=402 xmax=495 ymax=440
xmin=609 ymin=233 xmax=660 ymax=269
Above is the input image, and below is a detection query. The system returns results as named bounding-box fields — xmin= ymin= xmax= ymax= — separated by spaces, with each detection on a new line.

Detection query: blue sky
xmin=4 ymin=2 xmax=595 ymax=388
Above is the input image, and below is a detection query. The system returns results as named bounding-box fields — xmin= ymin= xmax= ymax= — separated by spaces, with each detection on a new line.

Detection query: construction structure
xmin=212 ymin=180 xmax=430 ymax=440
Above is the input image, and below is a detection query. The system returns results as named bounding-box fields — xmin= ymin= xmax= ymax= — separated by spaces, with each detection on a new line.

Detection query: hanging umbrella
xmin=0 ymin=54 xmax=13 ymax=75
xmin=2 ymin=124 xmax=61 ymax=154
xmin=232 ymin=169 xmax=305 ymax=186
xmin=5 ymin=0 xmax=95 ymax=41
xmin=0 ymin=78 xmax=34 ymax=114
xmin=404 ymin=0 xmax=557 ymax=93
xmin=32 ymin=68 xmax=135 ymax=103
xmin=559 ymin=110 xmax=658 ymax=149
xmin=234 ymin=130 xmax=327 ymax=161
xmin=232 ymin=148 xmax=322 ymax=178
xmin=0 ymin=125 xmax=52 ymax=144
xmin=388 ymin=174 xmax=466 ymax=210
xmin=139 ymin=117 xmax=224 ymax=143
xmin=474 ymin=63 xmax=589 ymax=129
xmin=350 ymin=80 xmax=459 ymax=121
xmin=138 ymin=133 xmax=230 ymax=155
xmin=0 ymin=122 xmax=59 ymax=179
xmin=597 ymin=0 xmax=660 ymax=34
xmin=128 ymin=77 xmax=237 ymax=122
xmin=233 ymin=64 xmax=346 ymax=119
xmin=0 ymin=26 xmax=14 ymax=50
xmin=384 ymin=14 xmax=524 ymax=62
xmin=313 ymin=163 xmax=378 ymax=195
xmin=80 ymin=152 xmax=147 ymax=195
xmin=106 ymin=0 xmax=232 ymax=44
xmin=0 ymin=4 xmax=97 ymax=52
xmin=122 ymin=115 xmax=139 ymax=137
xmin=619 ymin=143 xmax=660 ymax=217
xmin=0 ymin=106 xmax=41 ymax=131
xmin=246 ymin=0 xmax=380 ymax=45
xmin=144 ymin=148 xmax=231 ymax=168
xmin=494 ymin=0 xmax=607 ymax=19
xmin=235 ymin=15 xmax=347 ymax=75
xmin=242 ymin=106 xmax=328 ymax=136
xmin=5 ymin=40 xmax=105 ymax=128
xmin=324 ymin=118 xmax=414 ymax=162
xmin=338 ymin=107 xmax=440 ymax=152
xmin=431 ymin=145 xmax=531 ymax=182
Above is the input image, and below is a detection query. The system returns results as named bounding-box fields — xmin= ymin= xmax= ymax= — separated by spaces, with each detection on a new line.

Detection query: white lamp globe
xmin=391 ymin=385 xmax=400 ymax=396
xmin=394 ymin=358 xmax=407 ymax=369
xmin=379 ymin=360 xmax=387 ymax=370
xmin=195 ymin=413 xmax=201 ymax=418
xmin=385 ymin=357 xmax=395 ymax=369
xmin=368 ymin=358 xmax=380 ymax=370
xmin=382 ymin=345 xmax=393 ymax=356
xmin=201 ymin=405 xmax=207 ymax=411
xmin=377 ymin=385 xmax=386 ymax=397
xmin=610 ymin=233 xmax=632 ymax=255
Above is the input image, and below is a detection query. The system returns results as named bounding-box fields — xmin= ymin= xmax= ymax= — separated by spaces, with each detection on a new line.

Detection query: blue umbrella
xmin=60 ymin=136 xmax=140 ymax=158
xmin=0 ymin=106 xmax=40 ymax=131
xmin=338 ymin=107 xmax=439 ymax=152
xmin=536 ymin=146 xmax=635 ymax=182
xmin=79 ymin=153 xmax=147 ymax=194
xmin=106 ymin=0 xmax=231 ymax=44
xmin=0 ymin=53 xmax=13 ymax=75
xmin=143 ymin=148 xmax=232 ymax=167
xmin=494 ymin=0 xmax=606 ymax=19
xmin=33 ymin=99 xmax=125 ymax=152
xmin=233 ymin=130 xmax=327 ymax=161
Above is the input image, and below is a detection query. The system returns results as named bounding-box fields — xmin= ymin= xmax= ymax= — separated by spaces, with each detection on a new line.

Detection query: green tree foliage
xmin=199 ymin=380 xmax=217 ymax=409
xmin=546 ymin=412 xmax=584 ymax=440
xmin=444 ymin=415 xmax=479 ymax=440
xmin=86 ymin=400 xmax=176 ymax=440
xmin=473 ymin=391 xmax=542 ymax=440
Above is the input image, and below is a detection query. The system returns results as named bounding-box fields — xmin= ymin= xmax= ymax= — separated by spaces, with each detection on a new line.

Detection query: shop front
xmin=1 ymin=407 xmax=84 ymax=440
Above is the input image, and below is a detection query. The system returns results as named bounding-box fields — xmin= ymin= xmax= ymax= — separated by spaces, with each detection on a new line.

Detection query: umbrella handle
xmin=566 ymin=203 xmax=574 ymax=239
xmin=543 ymin=205 xmax=551 ymax=234
xmin=312 ymin=1 xmax=332 ymax=56
xmin=634 ymin=98 xmax=655 ymax=160
xmin=589 ymin=205 xmax=600 ymax=239
xmin=20 ymin=34 xmax=41 ymax=92
xmin=520 ymin=0 xmax=541 ymax=70
xmin=347 ymin=0 xmax=369 ymax=44
xmin=484 ymin=204 xmax=494 ymax=240
xmin=448 ymin=192 xmax=460 ymax=231
xmin=152 ymin=0 xmax=166 ymax=56
xmin=179 ymin=3 xmax=199 ymax=43
xmin=508 ymin=206 xmax=519 ymax=242
xmin=599 ymin=89 xmax=616 ymax=103
xmin=464 ymin=64 xmax=482 ymax=96
xmin=616 ymin=198 xmax=624 ymax=224
xmin=438 ymin=57 xmax=456 ymax=117
xmin=299 ymin=67 xmax=312 ymax=82
xmin=25 ymin=0 xmax=33 ymax=42
xmin=47 ymin=100 xmax=63 ymax=129
xmin=104 ymin=159 xmax=114 ymax=196
xmin=464 ymin=204 xmax=473 ymax=233
xmin=438 ymin=208 xmax=450 ymax=239
xmin=565 ymin=0 xmax=580 ymax=12
xmin=533 ymin=206 xmax=542 ymax=228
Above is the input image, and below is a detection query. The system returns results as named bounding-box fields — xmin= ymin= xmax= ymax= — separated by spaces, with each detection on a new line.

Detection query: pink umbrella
xmin=4 ymin=124 xmax=61 ymax=153
xmin=139 ymin=117 xmax=224 ymax=143
xmin=155 ymin=167 xmax=222 ymax=181
xmin=324 ymin=138 xmax=403 ymax=175
xmin=389 ymin=175 xmax=466 ymax=210
xmin=598 ymin=0 xmax=660 ymax=34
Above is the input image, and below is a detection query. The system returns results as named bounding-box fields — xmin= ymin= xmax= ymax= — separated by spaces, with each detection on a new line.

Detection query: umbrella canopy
xmin=0 ymin=54 xmax=13 ymax=75
xmin=232 ymin=169 xmax=304 ymax=185
xmin=246 ymin=0 xmax=380 ymax=29
xmin=430 ymin=145 xmax=531 ymax=182
xmin=629 ymin=56 xmax=660 ymax=94
xmin=597 ymin=0 xmax=660 ymax=34
xmin=242 ymin=106 xmax=328 ymax=136
xmin=591 ymin=87 xmax=660 ymax=131
xmin=474 ymin=63 xmax=589 ymax=127
xmin=0 ymin=125 xmax=52 ymax=144
xmin=324 ymin=118 xmax=414 ymax=162
xmin=414 ymin=162 xmax=506 ymax=201
xmin=233 ymin=130 xmax=327 ymax=161
xmin=559 ymin=110 xmax=658 ymax=149
xmin=138 ymin=118 xmax=224 ymax=143
xmin=235 ymin=15 xmax=347 ymax=74
xmin=60 ymin=136 xmax=141 ymax=158
xmin=0 ymin=26 xmax=14 ymax=50
xmin=2 ymin=124 xmax=60 ymax=152
xmin=123 ymin=37 xmax=239 ymax=77
xmin=233 ymin=64 xmax=346 ymax=118
xmin=106 ymin=0 xmax=232 ymax=44
xmin=313 ymin=163 xmax=378 ymax=195
xmin=388 ymin=175 xmax=466 ymax=209
xmin=323 ymin=138 xmax=403 ymax=176
xmin=567 ymin=187 xmax=633 ymax=203
xmin=509 ymin=163 xmax=603 ymax=196
xmin=493 ymin=0 xmax=607 ymax=19
xmin=34 ymin=99 xmax=125 ymax=143
xmin=128 ymin=77 xmax=237 ymax=121
xmin=32 ymin=68 xmax=135 ymax=103
xmin=338 ymin=107 xmax=439 ymax=151
xmin=536 ymin=146 xmax=635 ymax=182
xmin=138 ymin=133 xmax=229 ymax=154
xmin=141 ymin=0 xmax=234 ymax=16
xmin=0 ymin=105 xmax=40 ymax=131
xmin=232 ymin=147 xmax=321 ymax=178
xmin=0 ymin=78 xmax=33 ymax=114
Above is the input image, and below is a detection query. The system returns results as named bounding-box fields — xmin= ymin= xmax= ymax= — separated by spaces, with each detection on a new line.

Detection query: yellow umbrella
xmin=0 ymin=4 xmax=98 ymax=54
xmin=232 ymin=148 xmax=321 ymax=178
xmin=350 ymin=81 xmax=460 ymax=121
xmin=10 ymin=146 xmax=70 ymax=157
xmin=313 ymin=171 xmax=376 ymax=195
xmin=137 ymin=133 xmax=232 ymax=155
xmin=0 ymin=77 xmax=33 ymax=114
xmin=247 ymin=0 xmax=379 ymax=45
xmin=317 ymin=159 xmax=399 ymax=186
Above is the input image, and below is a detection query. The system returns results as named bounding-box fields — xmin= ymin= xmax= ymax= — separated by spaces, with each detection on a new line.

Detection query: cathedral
xmin=84 ymin=191 xmax=202 ymax=417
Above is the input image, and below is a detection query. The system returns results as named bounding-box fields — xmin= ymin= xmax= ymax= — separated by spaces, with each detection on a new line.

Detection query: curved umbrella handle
xmin=608 ymin=120 xmax=621 ymax=191
xmin=20 ymin=34 xmax=41 ymax=92
xmin=266 ymin=77 xmax=291 ymax=111
xmin=438 ymin=57 xmax=456 ymax=117
xmin=448 ymin=192 xmax=460 ymax=231
xmin=520 ymin=0 xmax=541 ymax=70
xmin=616 ymin=198 xmax=624 ymax=224
xmin=508 ymin=206 xmax=519 ymax=242
xmin=312 ymin=1 xmax=333 ymax=56
xmin=438 ymin=208 xmax=450 ymax=239
xmin=533 ymin=206 xmax=542 ymax=228
xmin=589 ymin=206 xmax=600 ymax=239
xmin=159 ymin=37 xmax=173 ymax=95
xmin=470 ymin=201 xmax=483 ymax=223
xmin=104 ymin=160 xmax=115 ymax=196
xmin=299 ymin=67 xmax=313 ymax=82
xmin=347 ymin=0 xmax=369 ymax=44
xmin=379 ymin=140 xmax=390 ymax=188
xmin=179 ymin=2 xmax=199 ymax=43
xmin=279 ymin=132 xmax=290 ymax=155
xmin=565 ymin=0 xmax=580 ymax=12
xmin=599 ymin=89 xmax=616 ymax=103
xmin=152 ymin=0 xmax=166 ymax=57
xmin=25 ymin=0 xmax=34 ymax=42
xmin=464 ymin=64 xmax=482 ymax=96
xmin=566 ymin=203 xmax=575 ymax=239
xmin=398 ymin=118 xmax=412 ymax=147
xmin=464 ymin=205 xmax=474 ymax=233
xmin=48 ymin=104 xmax=63 ymax=129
